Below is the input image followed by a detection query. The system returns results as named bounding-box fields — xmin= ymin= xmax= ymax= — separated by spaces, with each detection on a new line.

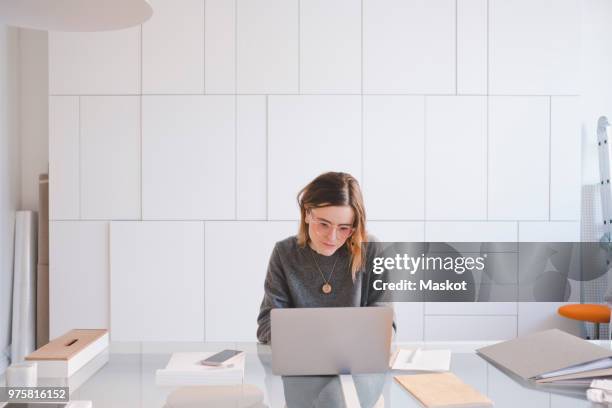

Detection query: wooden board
xmin=395 ymin=372 xmax=493 ymax=408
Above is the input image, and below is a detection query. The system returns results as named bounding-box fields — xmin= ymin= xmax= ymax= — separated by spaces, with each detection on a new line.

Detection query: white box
xmin=156 ymin=352 xmax=245 ymax=386
xmin=28 ymin=332 xmax=109 ymax=378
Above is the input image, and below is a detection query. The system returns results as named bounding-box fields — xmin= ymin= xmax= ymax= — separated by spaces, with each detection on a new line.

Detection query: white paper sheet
xmin=390 ymin=348 xmax=451 ymax=372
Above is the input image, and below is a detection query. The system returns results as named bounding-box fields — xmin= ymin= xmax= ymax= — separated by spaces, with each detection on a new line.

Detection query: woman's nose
xmin=328 ymin=228 xmax=338 ymax=241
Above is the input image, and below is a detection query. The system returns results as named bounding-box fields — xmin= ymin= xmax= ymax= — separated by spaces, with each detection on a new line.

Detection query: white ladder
xmin=596 ymin=116 xmax=612 ymax=340
xmin=597 ymin=116 xmax=612 ymax=244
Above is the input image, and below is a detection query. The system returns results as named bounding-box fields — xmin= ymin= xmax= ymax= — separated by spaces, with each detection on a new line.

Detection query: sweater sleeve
xmin=256 ymin=244 xmax=293 ymax=344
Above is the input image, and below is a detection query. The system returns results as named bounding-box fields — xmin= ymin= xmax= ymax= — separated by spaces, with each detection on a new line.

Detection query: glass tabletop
xmin=2 ymin=341 xmax=607 ymax=408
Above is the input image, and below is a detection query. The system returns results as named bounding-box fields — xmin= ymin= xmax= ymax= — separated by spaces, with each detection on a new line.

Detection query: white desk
xmin=2 ymin=341 xmax=609 ymax=408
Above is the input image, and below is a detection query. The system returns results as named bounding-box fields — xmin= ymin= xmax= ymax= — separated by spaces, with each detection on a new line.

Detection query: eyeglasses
xmin=308 ymin=211 xmax=355 ymax=240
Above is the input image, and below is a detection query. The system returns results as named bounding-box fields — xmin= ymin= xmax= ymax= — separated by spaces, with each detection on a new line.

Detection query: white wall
xmin=47 ymin=0 xmax=585 ymax=342
xmin=0 ymin=25 xmax=21 ymax=373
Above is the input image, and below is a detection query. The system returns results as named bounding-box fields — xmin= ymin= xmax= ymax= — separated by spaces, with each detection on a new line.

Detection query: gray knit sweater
xmin=256 ymin=235 xmax=394 ymax=344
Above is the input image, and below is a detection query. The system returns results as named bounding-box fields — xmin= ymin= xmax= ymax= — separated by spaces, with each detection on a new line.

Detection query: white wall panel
xmin=425 ymin=221 xmax=517 ymax=242
xmin=205 ymin=221 xmax=298 ymax=341
xmin=300 ymin=0 xmax=361 ymax=93
xmin=394 ymin=303 xmax=425 ymax=341
xmin=142 ymin=95 xmax=235 ymax=219
xmin=49 ymin=96 xmax=79 ymax=220
xmin=364 ymin=220 xmax=424 ymax=334
xmin=49 ymin=221 xmax=109 ymax=338
xmin=367 ymin=221 xmax=425 ymax=242
xmin=518 ymin=222 xmax=580 ymax=242
xmin=425 ymin=222 xmax=518 ymax=317
xmin=142 ymin=0 xmax=205 ymax=94
xmin=237 ymin=0 xmax=298 ymax=93
xmin=488 ymin=97 xmax=549 ymax=220
xmin=46 ymin=0 xmax=585 ymax=343
xmin=425 ymin=303 xmax=517 ymax=316
xmin=517 ymin=222 xmax=579 ymax=311
xmin=424 ymin=315 xmax=516 ymax=341
xmin=518 ymin=302 xmax=581 ymax=337
xmin=489 ymin=0 xmax=580 ymax=95
xmin=80 ymin=96 xmax=141 ymax=220
xmin=426 ymin=96 xmax=487 ymax=220
xmin=268 ymin=96 xmax=361 ymax=219
xmin=205 ymin=0 xmax=236 ymax=93
xmin=237 ymin=96 xmax=267 ymax=219
xmin=457 ymin=0 xmax=487 ymax=94
xmin=110 ymin=221 xmax=204 ymax=341
xmin=363 ymin=0 xmax=455 ymax=94
xmin=551 ymin=97 xmax=581 ymax=221
xmin=363 ymin=96 xmax=424 ymax=219
xmin=49 ymin=28 xmax=140 ymax=95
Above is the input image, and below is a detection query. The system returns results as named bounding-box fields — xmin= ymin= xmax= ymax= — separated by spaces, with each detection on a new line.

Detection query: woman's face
xmin=306 ymin=205 xmax=355 ymax=256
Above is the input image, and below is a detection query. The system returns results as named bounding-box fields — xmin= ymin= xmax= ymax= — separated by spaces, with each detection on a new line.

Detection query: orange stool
xmin=558 ymin=304 xmax=611 ymax=339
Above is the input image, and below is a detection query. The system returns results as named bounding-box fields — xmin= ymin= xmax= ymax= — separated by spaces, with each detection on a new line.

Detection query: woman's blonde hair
xmin=296 ymin=172 xmax=367 ymax=280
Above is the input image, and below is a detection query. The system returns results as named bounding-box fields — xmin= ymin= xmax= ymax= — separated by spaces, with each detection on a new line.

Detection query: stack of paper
xmin=156 ymin=352 xmax=245 ymax=387
xmin=390 ymin=348 xmax=451 ymax=372
xmin=477 ymin=329 xmax=612 ymax=384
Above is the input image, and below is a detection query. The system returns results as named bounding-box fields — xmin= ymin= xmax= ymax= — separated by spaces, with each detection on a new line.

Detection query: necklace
xmin=308 ymin=245 xmax=339 ymax=294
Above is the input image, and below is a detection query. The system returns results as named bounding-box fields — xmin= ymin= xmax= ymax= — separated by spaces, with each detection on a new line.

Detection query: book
xmin=156 ymin=352 xmax=245 ymax=386
xmin=476 ymin=329 xmax=612 ymax=383
xmin=25 ymin=329 xmax=109 ymax=378
xmin=395 ymin=372 xmax=493 ymax=408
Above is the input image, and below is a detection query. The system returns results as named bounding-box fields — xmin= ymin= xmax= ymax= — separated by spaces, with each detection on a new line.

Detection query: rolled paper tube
xmin=6 ymin=361 xmax=37 ymax=387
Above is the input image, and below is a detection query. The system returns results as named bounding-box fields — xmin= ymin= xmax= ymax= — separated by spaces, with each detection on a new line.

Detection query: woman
xmin=256 ymin=172 xmax=393 ymax=408
xmin=256 ymin=171 xmax=395 ymax=343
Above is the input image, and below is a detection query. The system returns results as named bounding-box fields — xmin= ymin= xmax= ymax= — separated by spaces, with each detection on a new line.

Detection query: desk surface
xmin=3 ymin=341 xmax=609 ymax=408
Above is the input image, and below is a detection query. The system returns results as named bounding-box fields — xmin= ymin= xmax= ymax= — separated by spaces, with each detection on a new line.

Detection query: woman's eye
xmin=339 ymin=227 xmax=351 ymax=232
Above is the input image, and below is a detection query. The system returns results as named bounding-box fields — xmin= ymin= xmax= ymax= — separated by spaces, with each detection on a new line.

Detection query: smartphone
xmin=200 ymin=349 xmax=244 ymax=366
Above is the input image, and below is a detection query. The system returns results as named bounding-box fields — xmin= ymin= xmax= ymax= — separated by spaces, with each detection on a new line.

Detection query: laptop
xmin=271 ymin=306 xmax=393 ymax=375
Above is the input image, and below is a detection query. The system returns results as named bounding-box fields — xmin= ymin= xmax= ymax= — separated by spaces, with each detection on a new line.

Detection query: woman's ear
xmin=305 ymin=210 xmax=311 ymax=224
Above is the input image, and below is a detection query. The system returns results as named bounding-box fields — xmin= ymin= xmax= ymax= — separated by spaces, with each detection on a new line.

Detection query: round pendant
xmin=322 ymin=283 xmax=332 ymax=294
